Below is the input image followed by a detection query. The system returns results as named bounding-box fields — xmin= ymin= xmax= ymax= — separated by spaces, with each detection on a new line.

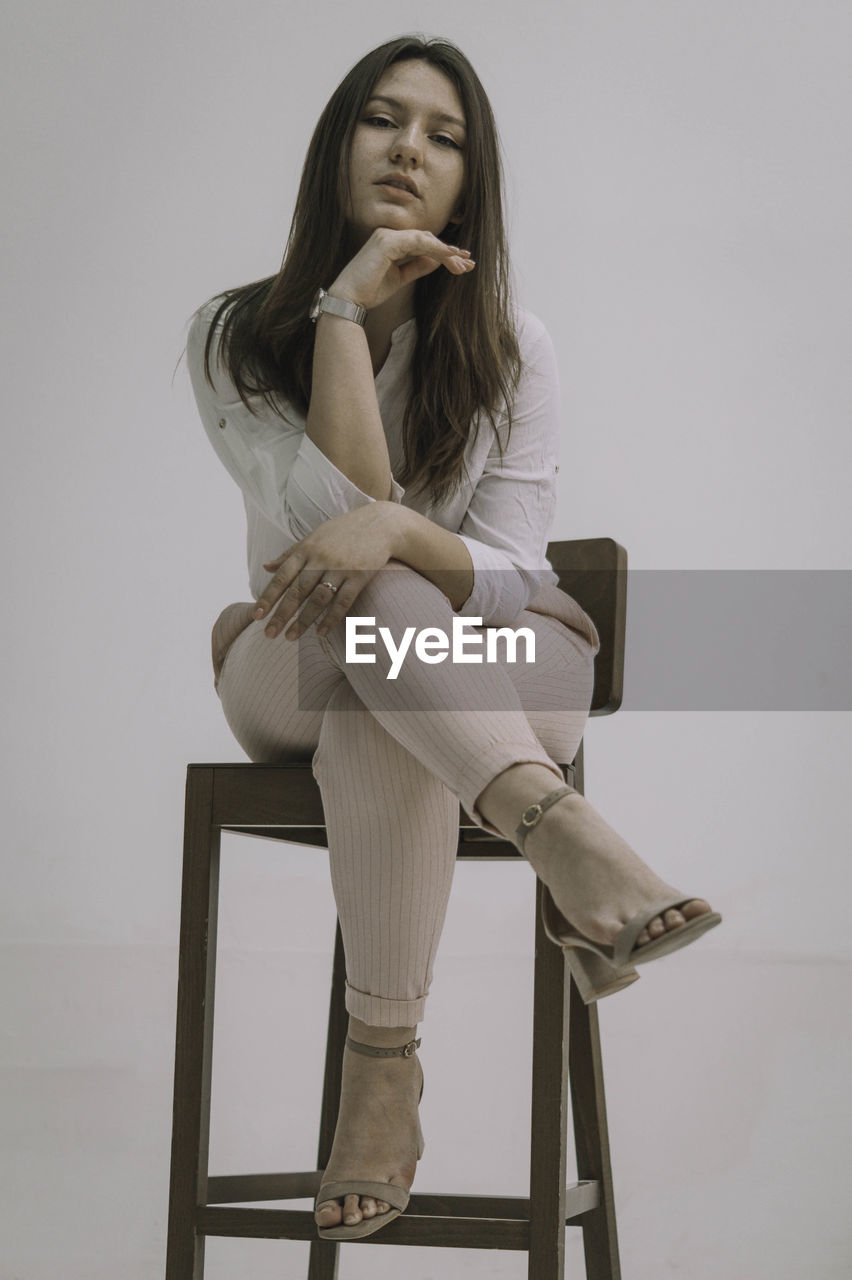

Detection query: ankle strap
xmin=514 ymin=784 xmax=576 ymax=854
xmin=346 ymin=1035 xmax=421 ymax=1059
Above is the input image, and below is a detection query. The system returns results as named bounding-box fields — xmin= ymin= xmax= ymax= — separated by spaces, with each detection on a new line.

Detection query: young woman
xmin=185 ymin=35 xmax=721 ymax=1242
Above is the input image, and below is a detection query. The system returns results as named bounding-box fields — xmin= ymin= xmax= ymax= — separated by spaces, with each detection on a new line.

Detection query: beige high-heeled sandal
xmin=514 ymin=784 xmax=722 ymax=1003
xmin=315 ymin=1035 xmax=425 ymax=1242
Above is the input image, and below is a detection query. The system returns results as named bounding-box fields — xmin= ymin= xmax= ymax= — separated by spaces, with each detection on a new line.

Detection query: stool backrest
xmin=546 ymin=537 xmax=627 ymax=717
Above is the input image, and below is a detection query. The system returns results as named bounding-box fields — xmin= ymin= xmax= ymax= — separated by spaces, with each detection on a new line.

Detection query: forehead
xmin=368 ymin=59 xmax=465 ymax=124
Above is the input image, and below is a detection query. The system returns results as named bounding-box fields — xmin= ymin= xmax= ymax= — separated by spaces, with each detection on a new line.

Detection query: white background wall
xmin=2 ymin=1 xmax=850 ymax=1277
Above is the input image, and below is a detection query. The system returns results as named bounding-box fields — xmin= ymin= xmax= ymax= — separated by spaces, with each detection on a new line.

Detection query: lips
xmin=375 ymin=174 xmax=420 ymax=197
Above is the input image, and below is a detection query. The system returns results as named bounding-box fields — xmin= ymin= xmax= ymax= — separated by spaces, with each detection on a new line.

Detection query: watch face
xmin=309 ymin=288 xmax=325 ymax=322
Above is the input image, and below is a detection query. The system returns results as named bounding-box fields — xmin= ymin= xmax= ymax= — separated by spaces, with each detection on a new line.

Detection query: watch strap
xmin=310 ymin=288 xmax=367 ymax=327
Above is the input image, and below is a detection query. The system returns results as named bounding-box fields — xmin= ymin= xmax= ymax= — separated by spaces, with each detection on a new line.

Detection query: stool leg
xmin=528 ymin=745 xmax=622 ymax=1280
xmin=307 ymin=919 xmax=347 ymax=1280
xmin=569 ymin=992 xmax=621 ymax=1279
xmin=527 ymin=761 xmax=575 ymax=1279
xmin=567 ymin=743 xmax=621 ymax=1280
xmin=166 ymin=767 xmax=221 ymax=1280
xmin=529 ymin=876 xmax=571 ymax=1279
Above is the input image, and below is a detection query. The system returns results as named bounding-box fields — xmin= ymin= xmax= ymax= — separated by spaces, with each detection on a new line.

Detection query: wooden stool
xmin=166 ymin=536 xmax=627 ymax=1280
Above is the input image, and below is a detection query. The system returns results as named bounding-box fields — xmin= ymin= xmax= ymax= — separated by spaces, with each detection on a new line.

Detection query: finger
xmin=262 ymin=551 xmax=291 ymax=572
xmin=314 ymin=581 xmax=366 ymax=638
xmin=279 ymin=579 xmax=343 ymax=640
xmin=256 ymin=566 xmax=314 ymax=630
xmin=255 ymin=560 xmax=317 ymax=619
xmin=398 ymin=254 xmax=474 ymax=289
xmin=396 ymin=245 xmax=470 ymax=268
xmin=254 ymin=568 xmax=294 ymax=620
xmin=380 ymin=227 xmax=471 ymax=267
xmin=446 ymin=255 xmax=475 ymax=273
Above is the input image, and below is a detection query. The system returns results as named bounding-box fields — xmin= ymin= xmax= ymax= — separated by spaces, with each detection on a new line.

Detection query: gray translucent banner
xmin=294 ymin=569 xmax=852 ymax=713
xmin=622 ymin=570 xmax=852 ymax=710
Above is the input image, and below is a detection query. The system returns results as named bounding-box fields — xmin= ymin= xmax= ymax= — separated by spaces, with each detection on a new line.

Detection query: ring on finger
xmin=318 ymin=580 xmax=339 ymax=594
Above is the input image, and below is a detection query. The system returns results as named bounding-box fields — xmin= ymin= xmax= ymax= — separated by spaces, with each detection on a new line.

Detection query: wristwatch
xmin=309 ymin=287 xmax=367 ymax=327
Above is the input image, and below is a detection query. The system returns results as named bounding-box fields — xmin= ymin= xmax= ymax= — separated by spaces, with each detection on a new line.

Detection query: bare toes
xmin=646 ymin=914 xmax=666 ymax=939
xmin=315 ymin=1194 xmax=394 ymax=1227
xmin=636 ymin=926 xmax=651 ymax=946
xmin=343 ymin=1193 xmax=362 ymax=1225
xmin=663 ymin=908 xmax=686 ymax=930
xmin=681 ymin=898 xmax=712 ymax=919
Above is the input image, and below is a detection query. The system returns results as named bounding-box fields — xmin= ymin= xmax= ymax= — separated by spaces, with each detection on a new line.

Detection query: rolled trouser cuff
xmin=344 ymin=980 xmax=428 ymax=1027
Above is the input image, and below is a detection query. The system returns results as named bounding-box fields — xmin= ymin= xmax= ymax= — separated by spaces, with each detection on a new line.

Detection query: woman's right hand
xmin=329 ymin=227 xmax=474 ymax=313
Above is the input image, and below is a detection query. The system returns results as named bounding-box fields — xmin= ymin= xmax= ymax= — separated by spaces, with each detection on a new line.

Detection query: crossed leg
xmin=216 ymin=562 xmax=711 ymax=1229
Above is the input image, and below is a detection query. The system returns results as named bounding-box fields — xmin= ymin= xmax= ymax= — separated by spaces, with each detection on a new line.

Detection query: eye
xmin=432 ymin=134 xmax=461 ymax=149
xmin=364 ymin=115 xmax=395 ymax=128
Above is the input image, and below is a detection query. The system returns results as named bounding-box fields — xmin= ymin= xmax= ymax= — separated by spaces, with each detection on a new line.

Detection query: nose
xmin=390 ymin=124 xmax=423 ymax=167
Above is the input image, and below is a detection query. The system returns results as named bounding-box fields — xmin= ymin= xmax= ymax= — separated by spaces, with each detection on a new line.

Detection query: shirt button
xmin=555 ymin=465 xmax=560 ymax=473
xmin=218 ymin=418 xmax=226 ymax=429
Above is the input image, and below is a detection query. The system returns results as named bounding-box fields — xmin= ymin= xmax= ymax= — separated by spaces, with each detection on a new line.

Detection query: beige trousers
xmin=213 ymin=564 xmax=596 ymax=1026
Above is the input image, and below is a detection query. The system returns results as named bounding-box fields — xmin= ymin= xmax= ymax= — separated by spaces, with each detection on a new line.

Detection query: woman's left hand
xmin=254 ymin=502 xmax=402 ymax=640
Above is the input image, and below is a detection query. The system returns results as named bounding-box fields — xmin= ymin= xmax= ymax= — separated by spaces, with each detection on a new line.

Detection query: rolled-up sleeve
xmin=453 ymin=314 xmax=561 ymax=626
xmin=186 ymin=301 xmax=405 ymax=544
xmin=286 ymin=434 xmax=405 ymax=539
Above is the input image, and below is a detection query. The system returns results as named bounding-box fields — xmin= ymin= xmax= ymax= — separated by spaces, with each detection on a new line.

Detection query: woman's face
xmin=344 ymin=59 xmax=467 ymax=247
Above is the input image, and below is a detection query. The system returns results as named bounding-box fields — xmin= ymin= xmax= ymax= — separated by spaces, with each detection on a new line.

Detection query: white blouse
xmin=186 ymin=297 xmax=565 ymax=628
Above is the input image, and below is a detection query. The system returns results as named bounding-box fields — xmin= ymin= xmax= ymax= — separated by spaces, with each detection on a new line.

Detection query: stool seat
xmin=166 ymin=538 xmax=627 ymax=1280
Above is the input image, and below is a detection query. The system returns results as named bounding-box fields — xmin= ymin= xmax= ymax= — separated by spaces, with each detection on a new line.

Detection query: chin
xmin=363 ymin=193 xmax=432 ymax=222
xmin=354 ymin=215 xmax=421 ymax=242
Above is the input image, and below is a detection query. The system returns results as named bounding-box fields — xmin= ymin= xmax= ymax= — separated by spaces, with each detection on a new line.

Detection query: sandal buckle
xmin=402 ymin=1040 xmax=417 ymax=1057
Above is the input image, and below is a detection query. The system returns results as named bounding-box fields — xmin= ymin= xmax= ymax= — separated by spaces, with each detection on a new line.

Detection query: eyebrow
xmin=366 ymin=94 xmax=467 ymax=131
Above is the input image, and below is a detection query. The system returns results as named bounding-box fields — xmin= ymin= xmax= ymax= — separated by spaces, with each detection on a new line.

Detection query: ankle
xmin=475 ymin=761 xmax=573 ymax=844
xmin=347 ymin=1015 xmax=418 ymax=1050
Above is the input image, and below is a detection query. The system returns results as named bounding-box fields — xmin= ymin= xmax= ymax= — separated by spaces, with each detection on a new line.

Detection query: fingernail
xmin=254 ymin=607 xmax=265 ymax=619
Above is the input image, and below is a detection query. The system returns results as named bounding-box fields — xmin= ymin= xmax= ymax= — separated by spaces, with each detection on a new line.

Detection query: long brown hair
xmin=195 ymin=35 xmax=521 ymax=508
